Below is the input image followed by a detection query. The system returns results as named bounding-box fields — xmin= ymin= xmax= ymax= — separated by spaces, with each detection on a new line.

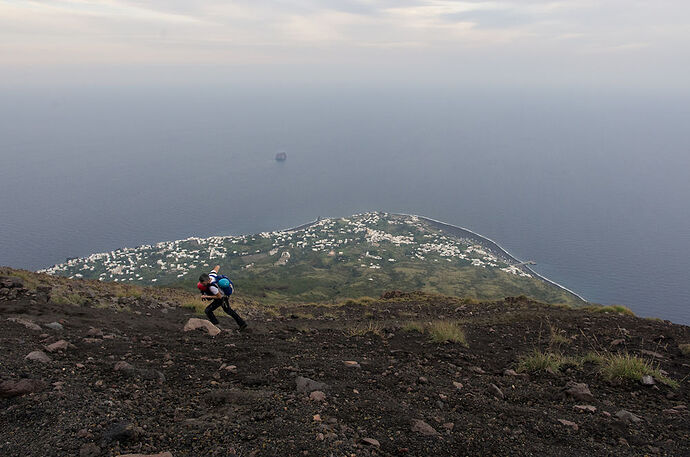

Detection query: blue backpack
xmin=214 ymin=275 xmax=234 ymax=296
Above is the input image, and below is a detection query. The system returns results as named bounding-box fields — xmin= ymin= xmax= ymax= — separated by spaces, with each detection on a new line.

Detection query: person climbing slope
xmin=197 ymin=265 xmax=247 ymax=331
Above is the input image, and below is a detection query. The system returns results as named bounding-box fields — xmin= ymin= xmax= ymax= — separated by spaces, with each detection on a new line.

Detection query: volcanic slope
xmin=1 ymin=270 xmax=689 ymax=457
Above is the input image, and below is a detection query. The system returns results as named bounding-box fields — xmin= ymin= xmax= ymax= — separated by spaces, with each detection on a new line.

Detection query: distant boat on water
xmin=275 ymin=151 xmax=287 ymax=161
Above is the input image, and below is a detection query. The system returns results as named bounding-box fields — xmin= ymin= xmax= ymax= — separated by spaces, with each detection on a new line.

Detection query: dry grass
xmin=181 ymin=299 xmax=207 ymax=315
xmin=517 ymin=349 xmax=679 ymax=388
xmin=517 ymin=350 xmax=578 ymax=373
xmin=593 ymin=352 xmax=678 ymax=388
xmin=427 ymin=321 xmax=467 ymax=345
xmin=9 ymin=270 xmax=41 ymax=290
xmin=680 ymin=344 xmax=690 ymax=356
xmin=114 ymin=286 xmax=143 ymax=298
xmin=401 ymin=321 xmax=426 ymax=333
xmin=343 ymin=297 xmax=377 ymax=307
xmin=52 ymin=292 xmax=88 ymax=306
xmin=549 ymin=325 xmax=570 ymax=346
xmin=345 ymin=321 xmax=383 ymax=337
xmin=400 ymin=320 xmax=468 ymax=346
xmin=262 ymin=307 xmax=281 ymax=318
xmin=583 ymin=304 xmax=635 ymax=316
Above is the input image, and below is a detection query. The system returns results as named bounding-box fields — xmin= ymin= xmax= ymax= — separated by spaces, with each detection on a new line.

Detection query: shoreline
xmin=277 ymin=212 xmax=588 ymax=304
xmin=408 ymin=214 xmax=589 ymax=304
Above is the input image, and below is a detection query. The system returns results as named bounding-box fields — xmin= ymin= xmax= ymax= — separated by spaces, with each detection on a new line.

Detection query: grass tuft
xmin=680 ymin=344 xmax=690 ymax=356
xmin=583 ymin=304 xmax=635 ymax=316
xmin=594 ymin=352 xmax=678 ymax=388
xmin=427 ymin=321 xmax=467 ymax=346
xmin=181 ymin=299 xmax=207 ymax=315
xmin=345 ymin=321 xmax=383 ymax=337
xmin=115 ymin=286 xmax=143 ymax=298
xmin=401 ymin=321 xmax=426 ymax=333
xmin=549 ymin=325 xmax=570 ymax=346
xmin=517 ymin=350 xmax=575 ymax=373
xmin=10 ymin=270 xmax=40 ymax=290
xmin=52 ymin=293 xmax=88 ymax=306
xmin=401 ymin=320 xmax=468 ymax=346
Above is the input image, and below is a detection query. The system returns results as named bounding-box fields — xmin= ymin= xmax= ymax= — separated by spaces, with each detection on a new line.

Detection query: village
xmin=41 ymin=213 xmax=533 ymax=288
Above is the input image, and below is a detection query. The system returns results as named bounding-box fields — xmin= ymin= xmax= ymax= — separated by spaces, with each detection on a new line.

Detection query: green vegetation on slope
xmin=41 ymin=213 xmax=584 ymax=306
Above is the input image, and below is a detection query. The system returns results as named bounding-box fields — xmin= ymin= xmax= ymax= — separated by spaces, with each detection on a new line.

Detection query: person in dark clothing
xmin=198 ymin=265 xmax=247 ymax=331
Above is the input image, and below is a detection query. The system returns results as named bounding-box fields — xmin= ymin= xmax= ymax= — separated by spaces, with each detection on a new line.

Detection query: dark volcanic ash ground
xmin=1 ymin=274 xmax=689 ymax=456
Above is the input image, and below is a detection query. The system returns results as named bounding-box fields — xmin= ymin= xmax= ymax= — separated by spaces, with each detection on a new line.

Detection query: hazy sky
xmin=2 ymin=0 xmax=689 ymax=88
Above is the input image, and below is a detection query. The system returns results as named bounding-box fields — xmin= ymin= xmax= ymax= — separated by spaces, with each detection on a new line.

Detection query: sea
xmin=1 ymin=84 xmax=688 ymax=324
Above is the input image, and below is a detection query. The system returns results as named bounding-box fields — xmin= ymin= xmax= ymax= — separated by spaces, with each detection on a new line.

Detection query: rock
xmin=183 ymin=318 xmax=220 ymax=336
xmin=557 ymin=419 xmax=579 ymax=431
xmin=114 ymin=361 xmax=136 ymax=374
xmin=7 ymin=317 xmax=42 ymax=331
xmin=309 ymin=390 xmax=326 ymax=402
xmin=662 ymin=409 xmax=681 ymax=415
xmin=343 ymin=360 xmax=361 ymax=369
xmin=452 ymin=381 xmax=464 ymax=390
xmin=25 ymin=350 xmax=51 ymax=363
xmin=574 ymin=405 xmax=597 ymax=413
xmin=565 ymin=382 xmax=593 ymax=402
xmin=116 ymin=454 xmax=172 ymax=457
xmin=470 ymin=366 xmax=486 ymax=374
xmin=610 ymin=339 xmax=625 ymax=346
xmin=410 ymin=419 xmax=438 ymax=436
xmin=313 ymin=414 xmax=321 ymax=422
xmin=0 ymin=275 xmax=24 ymax=288
xmin=138 ymin=368 xmax=166 ymax=383
xmin=641 ymin=375 xmax=655 ymax=386
xmin=87 ymin=327 xmax=104 ymax=337
xmin=615 ymin=409 xmax=642 ymax=424
xmin=45 ymin=322 xmax=64 ymax=331
xmin=114 ymin=361 xmax=164 ymax=382
xmin=35 ymin=285 xmax=52 ymax=302
xmin=80 ymin=443 xmax=101 ymax=457
xmin=295 ymin=376 xmax=329 ymax=393
xmin=0 ymin=378 xmax=48 ymax=398
xmin=102 ymin=421 xmax=138 ymax=443
xmin=45 ymin=339 xmax=73 ymax=352
xmin=503 ymin=369 xmax=529 ymax=379
xmin=418 ymin=376 xmax=428 ymax=384
xmin=640 ymin=350 xmax=665 ymax=359
xmin=361 ymin=438 xmax=380 ymax=447
xmin=488 ymin=383 xmax=504 ymax=399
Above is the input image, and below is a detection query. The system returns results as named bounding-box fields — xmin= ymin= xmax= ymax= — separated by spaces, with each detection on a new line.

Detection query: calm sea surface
xmin=1 ymin=85 xmax=688 ymax=323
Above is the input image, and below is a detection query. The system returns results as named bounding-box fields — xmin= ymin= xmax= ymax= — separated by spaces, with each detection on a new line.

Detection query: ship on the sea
xmin=275 ymin=151 xmax=287 ymax=161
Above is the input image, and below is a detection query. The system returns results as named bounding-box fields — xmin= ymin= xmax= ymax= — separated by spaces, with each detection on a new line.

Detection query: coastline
xmin=276 ymin=212 xmax=589 ymax=304
xmin=408 ymin=214 xmax=589 ymax=304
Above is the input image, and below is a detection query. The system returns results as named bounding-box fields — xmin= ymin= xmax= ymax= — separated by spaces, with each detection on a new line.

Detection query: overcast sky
xmin=2 ymin=0 xmax=689 ymax=89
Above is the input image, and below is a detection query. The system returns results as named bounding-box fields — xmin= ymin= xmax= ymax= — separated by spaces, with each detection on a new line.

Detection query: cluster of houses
xmin=41 ymin=212 xmax=532 ymax=283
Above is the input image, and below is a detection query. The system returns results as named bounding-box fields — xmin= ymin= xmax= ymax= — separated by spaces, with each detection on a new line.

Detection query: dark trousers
xmin=205 ymin=296 xmax=246 ymax=328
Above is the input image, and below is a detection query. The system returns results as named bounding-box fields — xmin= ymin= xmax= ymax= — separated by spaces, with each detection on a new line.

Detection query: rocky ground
xmin=1 ymin=271 xmax=689 ymax=456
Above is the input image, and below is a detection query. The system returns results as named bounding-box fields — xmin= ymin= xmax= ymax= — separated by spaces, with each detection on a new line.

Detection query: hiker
xmin=197 ymin=265 xmax=247 ymax=331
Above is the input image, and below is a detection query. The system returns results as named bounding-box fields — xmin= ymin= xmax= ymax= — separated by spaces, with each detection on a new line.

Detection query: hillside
xmin=40 ymin=212 xmax=584 ymax=305
xmin=1 ymin=268 xmax=689 ymax=456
